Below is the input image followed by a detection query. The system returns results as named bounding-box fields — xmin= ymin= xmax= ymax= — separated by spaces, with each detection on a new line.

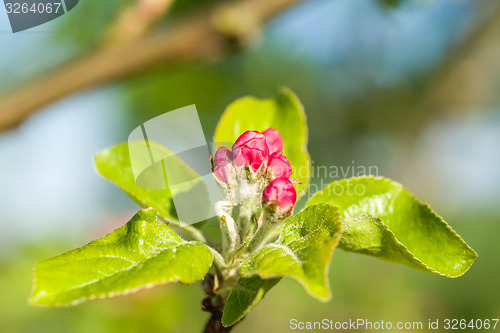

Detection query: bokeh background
xmin=1 ymin=0 xmax=499 ymax=332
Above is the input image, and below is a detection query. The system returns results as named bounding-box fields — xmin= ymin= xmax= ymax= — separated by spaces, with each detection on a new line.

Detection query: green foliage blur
xmin=1 ymin=0 xmax=499 ymax=332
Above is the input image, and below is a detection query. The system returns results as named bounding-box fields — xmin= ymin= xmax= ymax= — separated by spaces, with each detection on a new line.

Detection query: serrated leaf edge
xmin=239 ymin=203 xmax=342 ymax=301
xmin=28 ymin=208 xmax=213 ymax=307
xmin=310 ymin=176 xmax=478 ymax=278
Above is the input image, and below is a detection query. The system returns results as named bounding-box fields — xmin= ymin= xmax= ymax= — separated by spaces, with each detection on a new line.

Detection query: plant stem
xmin=157 ymin=215 xmax=211 ymax=244
xmin=215 ymin=201 xmax=240 ymax=258
xmin=180 ymin=224 xmax=209 ymax=243
xmin=236 ymin=180 xmax=263 ymax=239
xmin=245 ymin=214 xmax=280 ymax=254
xmin=209 ymin=247 xmax=227 ymax=270
xmin=203 ymin=309 xmax=237 ymax=333
xmin=202 ymin=272 xmax=241 ymax=333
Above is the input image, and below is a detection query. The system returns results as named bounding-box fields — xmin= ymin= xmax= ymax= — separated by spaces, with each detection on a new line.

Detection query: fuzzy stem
xmin=236 ymin=180 xmax=263 ymax=240
xmin=209 ymin=247 xmax=227 ymax=270
xmin=180 ymin=224 xmax=209 ymax=243
xmin=237 ymin=205 xmax=252 ymax=239
xmin=158 ymin=216 xmax=210 ymax=244
xmin=215 ymin=201 xmax=240 ymax=258
xmin=244 ymin=212 xmax=280 ymax=254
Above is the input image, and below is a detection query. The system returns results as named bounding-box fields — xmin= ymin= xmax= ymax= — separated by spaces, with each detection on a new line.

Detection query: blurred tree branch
xmin=415 ymin=2 xmax=500 ymax=127
xmin=390 ymin=2 xmax=500 ymax=184
xmin=103 ymin=0 xmax=176 ymax=47
xmin=0 ymin=0 xmax=302 ymax=131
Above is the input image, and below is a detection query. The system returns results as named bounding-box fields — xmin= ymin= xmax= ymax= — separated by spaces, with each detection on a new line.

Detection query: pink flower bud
xmin=267 ymin=151 xmax=292 ymax=180
xmin=232 ymin=130 xmax=269 ymax=174
xmin=262 ymin=177 xmax=297 ymax=216
xmin=262 ymin=128 xmax=284 ymax=154
xmin=213 ymin=147 xmax=235 ymax=184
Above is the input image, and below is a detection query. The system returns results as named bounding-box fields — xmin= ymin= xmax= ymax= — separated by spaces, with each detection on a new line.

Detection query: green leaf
xmin=307 ymin=176 xmax=478 ymax=277
xmin=29 ymin=208 xmax=213 ymax=306
xmin=214 ymin=88 xmax=311 ymax=197
xmin=94 ymin=141 xmax=207 ymax=227
xmin=222 ymin=276 xmax=280 ymax=327
xmin=239 ymin=203 xmax=342 ymax=300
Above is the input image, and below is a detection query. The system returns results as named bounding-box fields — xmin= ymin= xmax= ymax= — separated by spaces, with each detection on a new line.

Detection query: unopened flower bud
xmin=262 ymin=177 xmax=297 ymax=217
xmin=213 ymin=147 xmax=235 ymax=184
xmin=232 ymin=130 xmax=269 ymax=178
xmin=262 ymin=128 xmax=284 ymax=154
xmin=267 ymin=151 xmax=292 ymax=180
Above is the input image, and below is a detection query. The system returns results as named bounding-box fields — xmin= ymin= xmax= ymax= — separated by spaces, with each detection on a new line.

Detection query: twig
xmin=102 ymin=0 xmax=175 ymax=47
xmin=406 ymin=3 xmax=500 ymax=139
xmin=202 ymin=273 xmax=241 ymax=333
xmin=0 ymin=0 xmax=303 ymax=131
xmin=179 ymin=223 xmax=209 ymax=244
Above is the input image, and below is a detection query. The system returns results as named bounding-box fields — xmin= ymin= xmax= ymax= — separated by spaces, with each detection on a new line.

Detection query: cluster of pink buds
xmin=213 ymin=128 xmax=297 ymax=217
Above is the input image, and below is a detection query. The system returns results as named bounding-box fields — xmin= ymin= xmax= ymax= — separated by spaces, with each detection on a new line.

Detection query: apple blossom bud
xmin=232 ymin=130 xmax=269 ymax=177
xmin=267 ymin=151 xmax=292 ymax=180
xmin=213 ymin=147 xmax=235 ymax=184
xmin=262 ymin=128 xmax=284 ymax=154
xmin=262 ymin=177 xmax=297 ymax=217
